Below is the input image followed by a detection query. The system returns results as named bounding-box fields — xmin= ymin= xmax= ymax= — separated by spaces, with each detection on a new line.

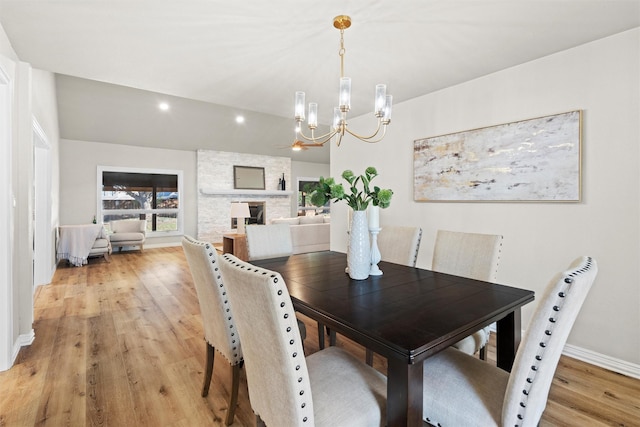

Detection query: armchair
xmin=109 ymin=219 xmax=146 ymax=252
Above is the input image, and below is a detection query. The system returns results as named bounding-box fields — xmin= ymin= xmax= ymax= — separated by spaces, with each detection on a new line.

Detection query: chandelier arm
xmin=356 ymin=125 xmax=388 ymax=144
xmin=296 ymin=127 xmax=340 ymax=146
xmin=343 ymin=119 xmax=385 ymax=141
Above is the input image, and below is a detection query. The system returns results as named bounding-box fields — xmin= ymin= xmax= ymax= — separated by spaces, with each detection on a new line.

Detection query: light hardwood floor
xmin=0 ymin=247 xmax=638 ymax=426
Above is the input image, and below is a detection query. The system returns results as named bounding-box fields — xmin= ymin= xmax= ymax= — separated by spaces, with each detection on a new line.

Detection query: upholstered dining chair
xmin=219 ymin=253 xmax=387 ymax=427
xmin=244 ymin=223 xmax=307 ymax=344
xmin=422 ymin=256 xmax=597 ymax=427
xmin=181 ymin=235 xmax=242 ymax=425
xmin=432 ymin=229 xmax=503 ymax=360
xmin=377 ymin=225 xmax=423 ymax=267
xmin=245 ymin=223 xmax=293 ymax=261
xmin=364 ymin=225 xmax=422 ymax=364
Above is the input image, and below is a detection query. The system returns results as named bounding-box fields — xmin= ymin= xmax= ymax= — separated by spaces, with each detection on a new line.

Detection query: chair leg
xmin=202 ymin=342 xmax=215 ymax=397
xmin=328 ymin=328 xmax=336 ymax=346
xmin=366 ymin=349 xmax=374 ymax=366
xmin=225 ymin=364 xmax=241 ymax=425
xmin=317 ymin=322 xmax=325 ymax=349
xmin=479 ymin=346 xmax=487 ymax=361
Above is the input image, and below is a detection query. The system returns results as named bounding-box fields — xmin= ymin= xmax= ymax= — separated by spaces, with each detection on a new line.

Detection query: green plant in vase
xmin=309 ymin=166 xmax=393 ymax=211
xmin=310 ymin=166 xmax=392 ymax=280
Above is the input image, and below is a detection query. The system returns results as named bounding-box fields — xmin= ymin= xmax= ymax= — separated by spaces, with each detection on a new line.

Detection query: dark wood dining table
xmin=251 ymin=251 xmax=535 ymax=427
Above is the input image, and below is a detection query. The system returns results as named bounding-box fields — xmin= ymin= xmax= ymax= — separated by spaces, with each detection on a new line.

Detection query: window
xmin=97 ymin=166 xmax=183 ymax=236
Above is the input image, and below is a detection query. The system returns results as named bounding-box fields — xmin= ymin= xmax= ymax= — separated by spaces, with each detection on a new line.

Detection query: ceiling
xmin=1 ymin=1 xmax=639 ymax=164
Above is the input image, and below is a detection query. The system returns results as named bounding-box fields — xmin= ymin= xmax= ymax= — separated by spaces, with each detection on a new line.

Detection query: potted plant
xmin=310 ymin=167 xmax=393 ymax=279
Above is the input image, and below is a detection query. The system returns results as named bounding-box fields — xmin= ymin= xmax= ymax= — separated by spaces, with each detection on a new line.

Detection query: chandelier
xmin=293 ymin=15 xmax=392 ymax=150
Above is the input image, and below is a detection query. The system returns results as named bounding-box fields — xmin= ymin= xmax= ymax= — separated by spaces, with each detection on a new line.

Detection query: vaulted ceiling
xmin=1 ymin=1 xmax=638 ymax=163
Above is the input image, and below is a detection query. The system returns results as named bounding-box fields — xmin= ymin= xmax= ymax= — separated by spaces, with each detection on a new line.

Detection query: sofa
xmin=271 ymin=215 xmax=330 ymax=254
xmin=109 ymin=219 xmax=146 ymax=252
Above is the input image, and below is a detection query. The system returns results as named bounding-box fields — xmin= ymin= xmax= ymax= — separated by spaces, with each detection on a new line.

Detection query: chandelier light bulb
xmin=294 ymin=91 xmax=306 ymax=121
xmin=308 ymin=103 xmax=318 ymax=129
xmin=375 ymin=84 xmax=386 ymax=116
xmin=339 ymin=77 xmax=351 ymax=111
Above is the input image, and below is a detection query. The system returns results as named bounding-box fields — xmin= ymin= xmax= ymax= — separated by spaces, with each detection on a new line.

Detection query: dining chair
xmin=219 ymin=253 xmax=387 ymax=427
xmin=244 ymin=223 xmax=307 ymax=343
xmin=245 ymin=223 xmax=293 ymax=261
xmin=181 ymin=235 xmax=243 ymax=425
xmin=422 ymin=256 xmax=597 ymax=427
xmin=432 ymin=229 xmax=503 ymax=360
xmin=364 ymin=225 xmax=423 ymax=363
xmin=377 ymin=225 xmax=423 ymax=267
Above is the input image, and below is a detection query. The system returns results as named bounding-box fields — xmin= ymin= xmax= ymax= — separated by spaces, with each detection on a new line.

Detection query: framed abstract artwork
xmin=413 ymin=110 xmax=581 ymax=202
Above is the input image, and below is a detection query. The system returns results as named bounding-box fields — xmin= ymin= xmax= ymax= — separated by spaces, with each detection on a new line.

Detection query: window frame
xmin=97 ymin=165 xmax=184 ymax=237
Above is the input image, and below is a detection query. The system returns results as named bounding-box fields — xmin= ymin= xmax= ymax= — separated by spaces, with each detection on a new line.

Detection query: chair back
xmin=377 ymin=226 xmax=422 ymax=267
xmin=502 ymin=256 xmax=597 ymax=427
xmin=181 ymin=236 xmax=242 ymax=366
xmin=245 ymin=223 xmax=293 ymax=260
xmin=219 ymin=254 xmax=313 ymax=426
xmin=432 ymin=230 xmax=502 ymax=281
xmin=111 ymin=219 xmax=146 ymax=235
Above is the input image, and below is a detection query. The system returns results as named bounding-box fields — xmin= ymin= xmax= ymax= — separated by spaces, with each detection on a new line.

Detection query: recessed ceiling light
xmin=235 ymin=115 xmax=245 ymax=124
xmin=159 ymin=102 xmax=169 ymax=111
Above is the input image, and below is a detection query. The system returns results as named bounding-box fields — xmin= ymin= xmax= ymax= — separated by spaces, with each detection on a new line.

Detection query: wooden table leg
xmin=387 ymin=358 xmax=423 ymax=426
xmin=496 ymin=308 xmax=522 ymax=372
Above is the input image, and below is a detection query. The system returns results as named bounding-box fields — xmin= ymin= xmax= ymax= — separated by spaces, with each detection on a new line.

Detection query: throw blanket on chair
xmin=57 ymin=224 xmax=104 ymax=267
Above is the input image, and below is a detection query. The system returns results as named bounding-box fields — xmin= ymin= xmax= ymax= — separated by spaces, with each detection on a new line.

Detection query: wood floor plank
xmin=0 ymin=358 xmax=49 ymax=426
xmin=86 ymin=315 xmax=136 ymax=426
xmin=35 ymin=313 xmax=87 ymax=426
xmin=1 ymin=247 xmax=637 ymax=426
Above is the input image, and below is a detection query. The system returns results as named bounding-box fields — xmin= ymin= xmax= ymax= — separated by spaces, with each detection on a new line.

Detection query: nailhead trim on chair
xmin=222 ymin=254 xmax=313 ymax=425
xmin=412 ymin=228 xmax=423 ymax=267
xmin=514 ymin=257 xmax=594 ymax=427
xmin=192 ymin=241 xmax=242 ymax=366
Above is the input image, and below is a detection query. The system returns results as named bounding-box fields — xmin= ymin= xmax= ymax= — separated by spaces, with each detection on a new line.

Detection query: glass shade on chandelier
xmin=293 ymin=15 xmax=392 ymax=149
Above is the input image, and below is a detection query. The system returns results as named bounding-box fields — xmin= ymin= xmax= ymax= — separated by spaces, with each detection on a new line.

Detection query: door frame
xmin=0 ymin=62 xmax=14 ymax=371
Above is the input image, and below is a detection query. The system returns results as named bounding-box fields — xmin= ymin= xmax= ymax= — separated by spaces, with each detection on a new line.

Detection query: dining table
xmin=251 ymin=251 xmax=535 ymax=427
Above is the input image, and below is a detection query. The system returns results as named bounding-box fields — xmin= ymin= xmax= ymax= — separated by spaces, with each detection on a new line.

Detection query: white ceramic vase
xmin=348 ymin=210 xmax=371 ymax=280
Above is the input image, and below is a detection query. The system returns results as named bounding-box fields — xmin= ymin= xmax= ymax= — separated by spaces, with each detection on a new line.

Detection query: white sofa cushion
xmin=109 ymin=232 xmax=145 ymax=243
xmin=299 ymin=215 xmax=324 ymax=224
xmin=272 ymin=217 xmax=300 ymax=225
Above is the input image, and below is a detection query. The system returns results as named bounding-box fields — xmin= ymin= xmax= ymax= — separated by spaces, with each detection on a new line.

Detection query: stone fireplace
xmin=197 ymin=150 xmax=292 ymax=243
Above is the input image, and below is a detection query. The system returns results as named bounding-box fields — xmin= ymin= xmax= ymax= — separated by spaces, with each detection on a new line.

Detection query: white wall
xmin=59 ymin=139 xmax=197 ymax=246
xmin=0 ymin=22 xmax=59 ymax=370
xmin=331 ymin=29 xmax=640 ymax=371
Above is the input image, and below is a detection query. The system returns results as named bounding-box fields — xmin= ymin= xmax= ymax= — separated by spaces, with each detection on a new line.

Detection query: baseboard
xmin=11 ymin=329 xmax=35 ymax=365
xmin=144 ymin=241 xmax=182 ymax=249
xmin=488 ymin=324 xmax=640 ymax=379
xmin=563 ymin=344 xmax=640 ymax=380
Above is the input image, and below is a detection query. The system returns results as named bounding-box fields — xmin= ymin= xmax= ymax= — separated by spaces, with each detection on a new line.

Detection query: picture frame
xmin=233 ymin=166 xmax=265 ymax=190
xmin=413 ymin=110 xmax=581 ymax=202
